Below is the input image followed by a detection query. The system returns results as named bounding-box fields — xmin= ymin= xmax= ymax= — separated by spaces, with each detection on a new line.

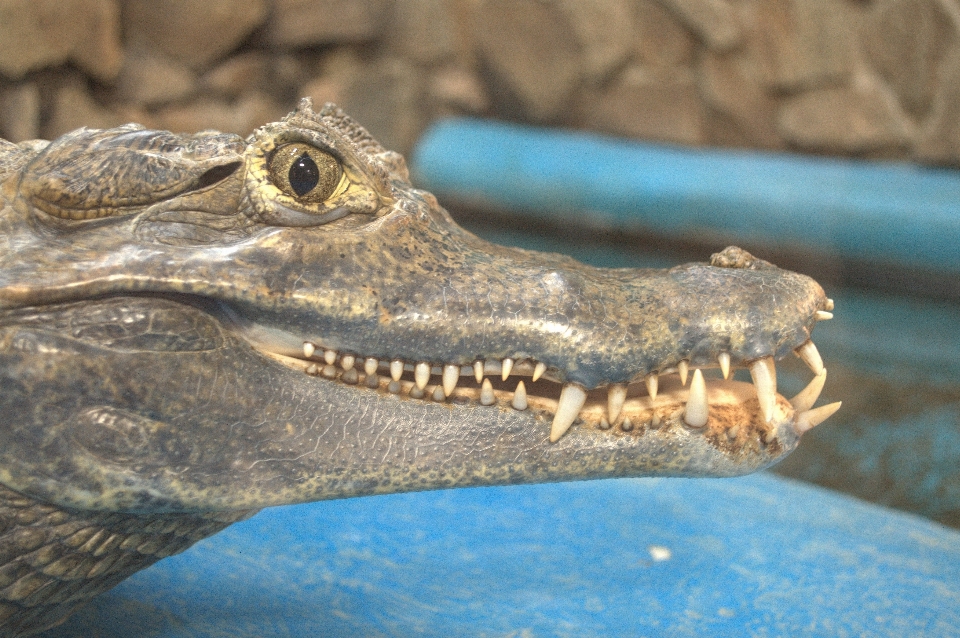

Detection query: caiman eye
xmin=268 ymin=143 xmax=343 ymax=202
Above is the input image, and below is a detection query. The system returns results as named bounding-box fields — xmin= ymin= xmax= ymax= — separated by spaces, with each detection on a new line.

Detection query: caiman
xmin=0 ymin=100 xmax=839 ymax=636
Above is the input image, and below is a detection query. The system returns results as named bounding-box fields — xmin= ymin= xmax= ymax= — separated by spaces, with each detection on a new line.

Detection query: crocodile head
xmin=0 ymin=100 xmax=837 ymax=632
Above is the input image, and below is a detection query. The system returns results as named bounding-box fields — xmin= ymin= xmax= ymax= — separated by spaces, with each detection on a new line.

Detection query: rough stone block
xmin=659 ymin=0 xmax=742 ymax=52
xmin=777 ymin=74 xmax=911 ymax=155
xmin=700 ymin=50 xmax=782 ymax=149
xmin=123 ymin=0 xmax=268 ymax=70
xmin=266 ymin=0 xmax=389 ymax=48
xmin=632 ymin=0 xmax=697 ymax=68
xmin=557 ymin=0 xmax=635 ymax=85
xmin=756 ymin=0 xmax=854 ymax=91
xmin=341 ymin=58 xmax=424 ymax=156
xmin=200 ymin=53 xmax=271 ymax=100
xmin=581 ymin=67 xmax=704 ymax=145
xmin=429 ymin=66 xmax=490 ymax=116
xmin=916 ymin=48 xmax=960 ymax=165
xmin=44 ymin=79 xmax=129 ymax=140
xmin=474 ymin=0 xmax=582 ymax=123
xmin=863 ymin=0 xmax=956 ymax=119
xmin=116 ymin=52 xmax=197 ymax=107
xmin=0 ymin=0 xmax=122 ymax=80
xmin=0 ymin=82 xmax=40 ymax=142
xmin=387 ymin=0 xmax=457 ymax=66
xmin=153 ymin=93 xmax=286 ymax=136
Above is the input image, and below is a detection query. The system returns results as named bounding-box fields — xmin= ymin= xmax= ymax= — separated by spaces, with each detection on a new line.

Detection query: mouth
xmin=224 ymin=303 xmax=841 ymax=449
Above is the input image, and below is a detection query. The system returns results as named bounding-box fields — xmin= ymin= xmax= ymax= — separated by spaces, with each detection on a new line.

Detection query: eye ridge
xmin=267 ymin=143 xmax=343 ymax=203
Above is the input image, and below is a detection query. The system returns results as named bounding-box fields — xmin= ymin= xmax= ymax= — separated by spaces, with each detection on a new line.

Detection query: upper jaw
xmin=223 ymin=254 xmax=839 ymax=450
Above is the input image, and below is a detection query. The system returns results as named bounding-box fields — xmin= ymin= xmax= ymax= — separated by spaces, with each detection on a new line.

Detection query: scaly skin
xmin=0 ymin=101 xmax=837 ymax=635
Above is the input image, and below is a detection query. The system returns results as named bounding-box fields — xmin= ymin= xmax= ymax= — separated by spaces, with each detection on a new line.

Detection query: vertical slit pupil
xmin=289 ymin=153 xmax=320 ymax=197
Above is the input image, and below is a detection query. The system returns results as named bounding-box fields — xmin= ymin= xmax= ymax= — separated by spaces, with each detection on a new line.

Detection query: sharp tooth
xmin=750 ymin=357 xmax=777 ymax=423
xmin=409 ymin=386 xmax=425 ymax=399
xmin=480 ymin=378 xmax=495 ymax=405
xmin=550 ymin=384 xmax=587 ymax=442
xmin=390 ymin=359 xmax=404 ymax=382
xmin=532 ymin=362 xmax=546 ymax=382
xmin=303 ymin=342 xmax=316 ymax=358
xmin=473 ymin=360 xmax=484 ymax=383
xmin=501 ymin=358 xmax=514 ymax=381
xmin=645 ymin=373 xmax=658 ymax=401
xmin=790 ymin=369 xmax=828 ymax=413
xmin=607 ymin=384 xmax=627 ymax=423
xmin=825 ymin=298 xmax=835 ymax=311
xmin=621 ymin=417 xmax=633 ymax=432
xmin=794 ymin=401 xmax=842 ymax=434
xmin=815 ymin=310 xmax=834 ymax=321
xmin=683 ymin=369 xmax=709 ymax=428
xmin=794 ymin=341 xmax=824 ymax=375
xmin=341 ymin=354 xmax=355 ymax=371
xmin=512 ymin=380 xmax=528 ymax=410
xmin=599 ymin=417 xmax=611 ymax=430
xmin=414 ymin=362 xmax=430 ymax=390
xmin=324 ymin=349 xmax=338 ymax=365
xmin=322 ymin=365 xmax=337 ymax=378
xmin=342 ymin=368 xmax=359 ymax=384
xmin=718 ymin=352 xmax=731 ymax=380
xmin=388 ymin=380 xmax=401 ymax=394
xmin=305 ymin=363 xmax=319 ymax=375
xmin=442 ymin=364 xmax=459 ymax=396
xmin=432 ymin=385 xmax=446 ymax=402
xmin=364 ymin=357 xmax=379 ymax=376
xmin=678 ymin=361 xmax=689 ymax=386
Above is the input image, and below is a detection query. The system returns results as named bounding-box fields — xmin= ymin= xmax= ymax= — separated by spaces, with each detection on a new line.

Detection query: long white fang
xmin=390 ymin=359 xmax=404 ymax=382
xmin=794 ymin=401 xmax=842 ymax=434
xmin=678 ymin=361 xmax=689 ymax=386
xmin=532 ymin=362 xmax=546 ymax=382
xmin=750 ymin=357 xmax=777 ymax=423
xmin=340 ymin=354 xmax=355 ymax=371
xmin=324 ymin=349 xmax=337 ymax=365
xmin=364 ymin=357 xmax=379 ymax=376
xmin=474 ymin=361 xmax=484 ymax=383
xmin=303 ymin=342 xmax=315 ymax=358
xmin=718 ymin=353 xmax=730 ymax=380
xmin=789 ymin=368 xmax=827 ymax=414
xmin=502 ymin=358 xmax=514 ymax=381
xmin=645 ymin=373 xmax=658 ymax=401
xmin=684 ymin=369 xmax=709 ymax=428
xmin=512 ymin=380 xmax=528 ymax=410
xmin=442 ymin=364 xmax=459 ymax=396
xmin=795 ymin=341 xmax=824 ymax=375
xmin=414 ymin=362 xmax=431 ymax=390
xmin=815 ymin=310 xmax=834 ymax=321
xmin=480 ymin=378 xmax=495 ymax=405
xmin=550 ymin=384 xmax=587 ymax=442
xmin=607 ymin=384 xmax=627 ymax=423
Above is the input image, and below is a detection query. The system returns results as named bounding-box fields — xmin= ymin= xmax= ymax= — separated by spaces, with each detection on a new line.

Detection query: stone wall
xmin=1 ymin=0 xmax=959 ymax=165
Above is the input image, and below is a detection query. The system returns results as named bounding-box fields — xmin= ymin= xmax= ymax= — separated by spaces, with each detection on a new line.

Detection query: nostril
xmin=196 ymin=162 xmax=242 ymax=189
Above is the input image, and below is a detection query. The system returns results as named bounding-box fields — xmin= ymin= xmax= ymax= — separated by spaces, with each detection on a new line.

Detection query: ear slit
xmin=196 ymin=162 xmax=242 ymax=190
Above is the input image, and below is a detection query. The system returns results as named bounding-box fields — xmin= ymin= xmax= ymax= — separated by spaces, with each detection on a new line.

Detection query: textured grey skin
xmin=0 ymin=101 xmax=830 ymax=635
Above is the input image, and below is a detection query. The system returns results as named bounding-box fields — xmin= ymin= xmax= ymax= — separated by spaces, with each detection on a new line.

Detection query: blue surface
xmin=411 ymin=118 xmax=960 ymax=273
xmin=50 ymin=474 xmax=960 ymax=637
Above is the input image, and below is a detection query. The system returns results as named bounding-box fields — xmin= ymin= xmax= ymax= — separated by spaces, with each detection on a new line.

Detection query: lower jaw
xmin=265 ymin=348 xmax=798 ymax=453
